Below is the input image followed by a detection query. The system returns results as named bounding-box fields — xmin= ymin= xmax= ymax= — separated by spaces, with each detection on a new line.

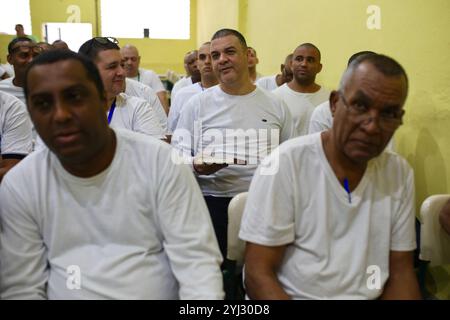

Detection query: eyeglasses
xmin=339 ymin=91 xmax=404 ymax=132
xmin=84 ymin=37 xmax=119 ymax=56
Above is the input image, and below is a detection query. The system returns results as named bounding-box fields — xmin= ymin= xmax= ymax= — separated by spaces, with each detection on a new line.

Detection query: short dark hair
xmin=8 ymin=37 xmax=35 ymax=54
xmin=347 ymin=51 xmax=376 ymax=66
xmin=341 ymin=53 xmax=409 ymax=93
xmin=24 ymin=49 xmax=105 ymax=102
xmin=78 ymin=37 xmax=120 ymax=61
xmin=296 ymin=43 xmax=321 ymax=61
xmin=211 ymin=28 xmax=247 ymax=49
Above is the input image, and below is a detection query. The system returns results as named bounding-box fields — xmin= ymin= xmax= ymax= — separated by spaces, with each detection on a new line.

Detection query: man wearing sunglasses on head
xmin=78 ymin=37 xmax=165 ymax=140
xmin=0 ymin=37 xmax=43 ymax=104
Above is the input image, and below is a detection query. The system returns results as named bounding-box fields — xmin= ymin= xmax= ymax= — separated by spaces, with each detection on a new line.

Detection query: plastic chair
xmin=420 ymin=194 xmax=450 ymax=266
xmin=223 ymin=192 xmax=248 ymax=300
xmin=419 ymin=194 xmax=450 ymax=298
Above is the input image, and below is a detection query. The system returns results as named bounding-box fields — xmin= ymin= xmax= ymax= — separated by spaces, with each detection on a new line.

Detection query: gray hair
xmin=339 ymin=53 xmax=408 ymax=93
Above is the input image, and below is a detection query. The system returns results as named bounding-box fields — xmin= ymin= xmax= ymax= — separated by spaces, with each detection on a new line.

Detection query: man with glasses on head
xmin=0 ymin=49 xmax=223 ymax=299
xmin=0 ymin=37 xmax=43 ymax=104
xmin=78 ymin=37 xmax=165 ymax=139
xmin=240 ymin=53 xmax=421 ymax=299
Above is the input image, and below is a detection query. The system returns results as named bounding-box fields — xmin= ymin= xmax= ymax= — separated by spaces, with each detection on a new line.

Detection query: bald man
xmin=170 ymin=50 xmax=201 ymax=100
xmin=121 ymin=44 xmax=169 ymax=113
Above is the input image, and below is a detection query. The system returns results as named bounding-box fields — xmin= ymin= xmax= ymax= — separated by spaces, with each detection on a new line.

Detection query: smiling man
xmin=78 ymin=38 xmax=164 ymax=139
xmin=171 ymin=29 xmax=295 ymax=259
xmin=0 ymin=50 xmax=223 ymax=299
xmin=240 ymin=53 xmax=421 ymax=300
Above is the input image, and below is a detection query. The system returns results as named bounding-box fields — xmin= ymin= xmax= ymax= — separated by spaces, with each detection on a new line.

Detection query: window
xmin=100 ymin=0 xmax=190 ymax=39
xmin=0 ymin=0 xmax=32 ymax=36
xmin=43 ymin=23 xmax=93 ymax=52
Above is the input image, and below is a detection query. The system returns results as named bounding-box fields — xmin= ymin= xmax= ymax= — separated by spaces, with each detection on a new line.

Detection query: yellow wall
xmin=196 ymin=0 xmax=239 ymax=46
xmin=243 ymin=0 xmax=450 ymax=216
xmin=1 ymin=0 xmax=198 ymax=74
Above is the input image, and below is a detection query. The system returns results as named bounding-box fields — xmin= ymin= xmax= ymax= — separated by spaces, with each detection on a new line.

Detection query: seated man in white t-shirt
xmin=171 ymin=29 xmax=295 ymax=259
xmin=0 ymin=91 xmax=33 ymax=181
xmin=0 ymin=50 xmax=224 ymax=299
xmin=240 ymin=53 xmax=421 ymax=300
xmin=121 ymin=44 xmax=169 ymax=113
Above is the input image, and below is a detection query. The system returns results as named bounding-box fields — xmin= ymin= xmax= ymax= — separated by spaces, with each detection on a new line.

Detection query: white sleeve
xmin=279 ymin=100 xmax=297 ymax=142
xmin=239 ymin=148 xmax=296 ymax=246
xmin=170 ymin=97 xmax=199 ymax=168
xmin=132 ymin=100 xmax=166 ymax=138
xmin=156 ymin=152 xmax=224 ymax=299
xmin=390 ymin=167 xmax=416 ymax=251
xmin=1 ymin=98 xmax=33 ymax=156
xmin=308 ymin=102 xmax=332 ymax=134
xmin=167 ymin=90 xmax=187 ymax=133
xmin=146 ymin=70 xmax=165 ymax=93
xmin=142 ymin=85 xmax=168 ymax=131
xmin=0 ymin=175 xmax=49 ymax=299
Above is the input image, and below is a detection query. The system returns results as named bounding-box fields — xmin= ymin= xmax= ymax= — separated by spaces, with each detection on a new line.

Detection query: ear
xmin=7 ymin=54 xmax=12 ymax=64
xmin=329 ymin=90 xmax=339 ymax=117
xmin=317 ymin=62 xmax=323 ymax=73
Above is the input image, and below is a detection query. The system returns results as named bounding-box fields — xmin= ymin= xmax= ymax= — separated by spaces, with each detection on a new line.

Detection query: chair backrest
xmin=227 ymin=192 xmax=248 ymax=265
xmin=420 ymin=194 xmax=450 ymax=266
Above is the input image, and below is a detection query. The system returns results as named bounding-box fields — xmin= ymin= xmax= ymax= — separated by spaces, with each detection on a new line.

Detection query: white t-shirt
xmin=125 ymin=78 xmax=168 ymax=131
xmin=171 ymin=85 xmax=296 ymax=197
xmin=171 ymin=77 xmax=193 ymax=100
xmin=0 ymin=64 xmax=14 ymax=77
xmin=273 ymin=84 xmax=330 ymax=136
xmin=256 ymin=75 xmax=278 ymax=91
xmin=239 ymin=133 xmax=416 ymax=299
xmin=129 ymin=68 xmax=165 ymax=93
xmin=0 ymin=91 xmax=32 ymax=156
xmin=109 ymin=93 xmax=165 ymax=139
xmin=0 ymin=78 xmax=26 ymax=104
xmin=168 ymin=82 xmax=204 ymax=133
xmin=0 ymin=128 xmax=224 ymax=300
xmin=308 ymin=100 xmax=332 ymax=134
